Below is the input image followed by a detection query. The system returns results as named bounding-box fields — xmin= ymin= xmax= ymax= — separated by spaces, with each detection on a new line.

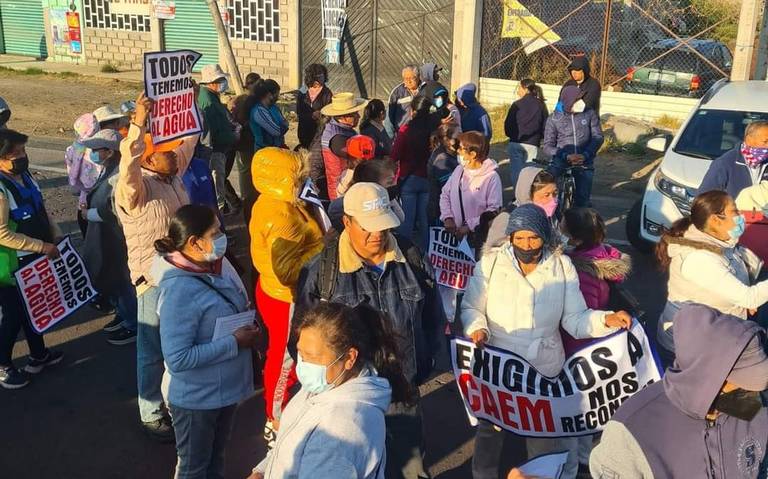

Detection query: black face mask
xmin=8 ymin=156 xmax=29 ymax=175
xmin=387 ymin=185 xmax=400 ymax=201
xmin=513 ymin=244 xmax=543 ymax=264
xmin=712 ymin=388 xmax=763 ymax=421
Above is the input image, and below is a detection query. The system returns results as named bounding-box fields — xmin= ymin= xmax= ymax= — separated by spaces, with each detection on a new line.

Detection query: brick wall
xmin=83 ymin=28 xmax=151 ymax=70
xmin=230 ymin=0 xmax=292 ymax=87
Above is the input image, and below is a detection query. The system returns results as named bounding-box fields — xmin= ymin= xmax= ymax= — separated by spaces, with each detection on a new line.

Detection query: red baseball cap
xmin=346 ymin=135 xmax=376 ymax=160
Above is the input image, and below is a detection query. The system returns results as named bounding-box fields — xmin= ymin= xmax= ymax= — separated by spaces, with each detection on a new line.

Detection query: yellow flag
xmin=500 ymin=0 xmax=561 ymax=54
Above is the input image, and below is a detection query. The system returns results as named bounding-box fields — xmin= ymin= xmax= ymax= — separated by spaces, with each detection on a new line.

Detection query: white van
xmin=627 ymin=80 xmax=768 ymax=252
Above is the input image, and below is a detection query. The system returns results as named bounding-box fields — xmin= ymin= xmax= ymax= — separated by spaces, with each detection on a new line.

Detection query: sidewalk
xmin=0 ymin=54 xmax=143 ymax=82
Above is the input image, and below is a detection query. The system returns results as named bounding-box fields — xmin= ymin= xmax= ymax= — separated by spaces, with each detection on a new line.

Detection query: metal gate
xmin=300 ymin=0 xmax=454 ymax=99
xmin=164 ymin=0 xmax=219 ymax=71
xmin=0 ymin=0 xmax=48 ymax=58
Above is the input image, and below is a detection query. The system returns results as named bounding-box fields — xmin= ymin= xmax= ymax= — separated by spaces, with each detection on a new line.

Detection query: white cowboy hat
xmin=320 ymin=92 xmax=369 ymax=117
xmin=200 ymin=64 xmax=230 ymax=84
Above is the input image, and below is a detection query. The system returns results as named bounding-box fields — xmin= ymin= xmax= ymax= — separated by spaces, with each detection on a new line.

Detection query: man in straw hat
xmin=320 ymin=92 xmax=368 ymax=200
xmin=115 ymin=92 xmax=199 ymax=442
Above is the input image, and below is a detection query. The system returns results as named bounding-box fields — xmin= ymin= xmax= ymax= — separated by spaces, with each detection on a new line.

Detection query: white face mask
xmin=458 ymin=154 xmax=469 ymax=167
xmin=571 ymin=99 xmax=586 ymax=113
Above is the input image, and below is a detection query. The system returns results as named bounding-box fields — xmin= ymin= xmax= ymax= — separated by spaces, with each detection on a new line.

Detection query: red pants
xmin=256 ymin=280 xmax=298 ymax=421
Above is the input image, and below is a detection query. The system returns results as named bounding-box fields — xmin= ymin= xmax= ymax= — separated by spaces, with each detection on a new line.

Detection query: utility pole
xmin=731 ymin=0 xmax=762 ymax=81
xmin=755 ymin=0 xmax=768 ymax=80
xmin=206 ymin=0 xmax=244 ymax=94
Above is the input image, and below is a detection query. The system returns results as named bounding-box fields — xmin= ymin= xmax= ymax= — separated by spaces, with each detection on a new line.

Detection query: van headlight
xmin=654 ymin=170 xmax=695 ymax=215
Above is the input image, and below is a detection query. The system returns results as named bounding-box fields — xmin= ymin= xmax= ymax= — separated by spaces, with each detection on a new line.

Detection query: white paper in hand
xmin=212 ymin=310 xmax=255 ymax=341
xmin=517 ymin=450 xmax=569 ymax=479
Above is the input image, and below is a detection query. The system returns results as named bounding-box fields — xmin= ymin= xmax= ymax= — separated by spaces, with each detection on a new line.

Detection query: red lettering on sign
xmin=481 ymin=383 xmax=501 ymax=420
xmin=34 ymin=314 xmax=52 ymax=329
xmin=497 ymin=391 xmax=520 ymax=429
xmin=518 ymin=396 xmax=555 ymax=433
xmin=458 ymin=373 xmax=481 ymax=412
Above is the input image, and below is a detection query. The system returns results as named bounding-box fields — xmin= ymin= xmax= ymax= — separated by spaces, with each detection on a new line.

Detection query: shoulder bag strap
xmin=192 ymin=276 xmax=241 ymax=311
xmin=457 ymin=170 xmax=467 ymax=226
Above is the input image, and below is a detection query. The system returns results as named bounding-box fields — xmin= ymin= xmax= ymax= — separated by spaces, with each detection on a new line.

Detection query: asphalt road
xmin=0 ymin=141 xmax=668 ymax=479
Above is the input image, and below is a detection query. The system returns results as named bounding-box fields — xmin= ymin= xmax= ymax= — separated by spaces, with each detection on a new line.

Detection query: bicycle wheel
xmin=561 ymin=175 xmax=575 ymax=212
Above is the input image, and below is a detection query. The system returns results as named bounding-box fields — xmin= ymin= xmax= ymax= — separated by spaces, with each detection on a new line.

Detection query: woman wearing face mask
xmin=152 ymin=204 xmax=260 ymax=479
xmin=438 ymin=131 xmax=502 ymax=324
xmin=655 ymin=190 xmax=768 ymax=364
xmin=504 ymin=79 xmax=548 ymax=189
xmin=248 ymin=301 xmax=413 ymax=479
xmin=360 ymin=99 xmax=392 ymax=158
xmin=542 ymin=85 xmax=603 ymax=208
xmin=297 ymin=64 xmax=333 ymax=149
xmin=249 ymin=79 xmax=289 ymax=152
xmin=461 ymin=203 xmax=631 ymax=479
xmin=0 ymin=129 xmax=63 ymax=389
xmin=79 ymin=129 xmax=138 ymax=345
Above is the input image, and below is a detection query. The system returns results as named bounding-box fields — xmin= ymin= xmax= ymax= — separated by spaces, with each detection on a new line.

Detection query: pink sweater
xmin=439 ymin=159 xmax=502 ymax=231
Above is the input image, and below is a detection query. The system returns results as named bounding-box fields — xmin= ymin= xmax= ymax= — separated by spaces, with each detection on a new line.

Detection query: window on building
xmin=228 ymin=0 xmax=281 ymax=43
xmin=83 ymin=0 xmax=151 ymax=32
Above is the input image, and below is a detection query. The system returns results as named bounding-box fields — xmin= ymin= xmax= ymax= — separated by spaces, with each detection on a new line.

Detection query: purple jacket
xmin=562 ymin=244 xmax=630 ymax=355
xmin=591 ymin=303 xmax=768 ymax=478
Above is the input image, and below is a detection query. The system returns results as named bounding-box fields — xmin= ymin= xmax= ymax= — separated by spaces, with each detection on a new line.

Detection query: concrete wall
xmin=226 ymin=0 xmax=296 ymax=88
xmin=83 ymin=27 xmax=151 ymax=70
xmin=479 ymin=78 xmax=700 ymax=122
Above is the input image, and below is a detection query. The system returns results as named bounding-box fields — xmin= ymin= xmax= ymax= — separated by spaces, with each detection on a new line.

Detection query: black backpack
xmin=317 ymin=232 xmax=433 ymax=301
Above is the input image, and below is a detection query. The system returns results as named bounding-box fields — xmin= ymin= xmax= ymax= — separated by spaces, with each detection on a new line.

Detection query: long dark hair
xmin=297 ymin=302 xmax=416 ymax=404
xmin=360 ymin=99 xmax=386 ymax=131
xmin=655 ymin=190 xmax=731 ymax=269
xmin=154 ymin=204 xmax=217 ymax=254
xmin=352 ymin=158 xmax=396 ymax=185
xmin=563 ymin=207 xmax=606 ymax=250
xmin=520 ymin=78 xmax=546 ymax=102
xmin=406 ymin=95 xmax=439 ymax=147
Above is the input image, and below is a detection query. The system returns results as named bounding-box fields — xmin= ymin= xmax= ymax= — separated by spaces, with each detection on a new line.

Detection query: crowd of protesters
xmin=2 ymin=53 xmax=768 ymax=479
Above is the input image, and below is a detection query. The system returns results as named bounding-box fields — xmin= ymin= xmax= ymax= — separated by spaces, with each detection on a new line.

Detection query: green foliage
xmin=688 ymin=0 xmax=740 ymax=48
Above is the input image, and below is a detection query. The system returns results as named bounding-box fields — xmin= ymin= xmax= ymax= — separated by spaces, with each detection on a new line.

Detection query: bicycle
xmin=557 ymin=164 xmax=595 ymax=213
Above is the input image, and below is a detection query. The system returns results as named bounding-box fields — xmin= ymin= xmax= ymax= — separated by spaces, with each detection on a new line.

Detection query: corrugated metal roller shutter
xmin=164 ymin=0 xmax=219 ymax=72
xmin=0 ymin=0 xmax=48 ymax=58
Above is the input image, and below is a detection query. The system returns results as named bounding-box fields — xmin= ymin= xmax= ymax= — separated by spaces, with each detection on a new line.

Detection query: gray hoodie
xmin=590 ymin=304 xmax=768 ymax=478
xmin=255 ymin=369 xmax=391 ymax=478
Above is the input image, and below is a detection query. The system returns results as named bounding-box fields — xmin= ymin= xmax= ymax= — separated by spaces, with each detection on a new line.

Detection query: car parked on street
xmin=624 ymin=39 xmax=732 ymax=98
xmin=627 ymin=80 xmax=768 ymax=253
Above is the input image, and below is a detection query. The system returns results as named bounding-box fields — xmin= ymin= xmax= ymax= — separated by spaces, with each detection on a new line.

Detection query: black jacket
xmin=504 ymin=93 xmax=549 ymax=146
xmin=563 ymin=56 xmax=602 ymax=116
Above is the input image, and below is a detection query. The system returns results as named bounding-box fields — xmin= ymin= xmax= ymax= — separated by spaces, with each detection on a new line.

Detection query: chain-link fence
xmin=480 ymin=0 xmax=742 ymax=98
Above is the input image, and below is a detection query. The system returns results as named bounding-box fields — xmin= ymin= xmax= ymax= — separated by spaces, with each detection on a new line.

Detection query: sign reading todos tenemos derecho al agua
xmin=144 ymin=50 xmax=203 ymax=144
xmin=452 ymin=322 xmax=661 ymax=437
xmin=14 ymin=237 xmax=96 ymax=334
xmin=428 ymin=227 xmax=476 ymax=291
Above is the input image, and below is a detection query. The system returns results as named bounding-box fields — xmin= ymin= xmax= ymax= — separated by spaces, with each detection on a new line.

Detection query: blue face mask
xmin=296 ymin=352 xmax=345 ymax=394
xmin=729 ymin=214 xmax=746 ymax=241
xmin=434 ymin=96 xmax=445 ymax=109
xmin=89 ymin=149 xmax=103 ymax=165
xmin=202 ymin=233 xmax=227 ymax=262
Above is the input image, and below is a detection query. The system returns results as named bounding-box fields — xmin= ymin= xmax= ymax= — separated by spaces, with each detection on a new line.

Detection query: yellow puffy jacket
xmin=250 ymin=147 xmax=324 ymax=303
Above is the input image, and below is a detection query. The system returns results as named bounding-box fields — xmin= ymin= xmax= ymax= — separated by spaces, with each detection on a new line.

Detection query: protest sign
xmin=321 ymin=0 xmax=347 ymax=63
xmin=428 ymin=227 xmax=476 ymax=290
xmin=452 ymin=322 xmax=661 ymax=437
xmin=299 ymin=178 xmax=332 ymax=233
xmin=14 ymin=237 xmax=96 ymax=334
xmin=144 ymin=50 xmax=203 ymax=144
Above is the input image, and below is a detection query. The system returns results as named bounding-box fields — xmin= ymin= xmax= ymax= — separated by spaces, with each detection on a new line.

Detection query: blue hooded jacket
xmin=457 ymin=83 xmax=492 ymax=139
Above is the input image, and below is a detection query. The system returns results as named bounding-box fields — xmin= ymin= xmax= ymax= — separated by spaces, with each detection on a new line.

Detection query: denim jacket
xmin=295 ymin=232 xmax=445 ymax=384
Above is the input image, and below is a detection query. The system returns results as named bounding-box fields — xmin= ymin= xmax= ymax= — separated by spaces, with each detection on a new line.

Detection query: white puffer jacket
xmin=461 ymin=244 xmax=616 ymax=377
xmin=657 ymin=225 xmax=767 ymax=352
